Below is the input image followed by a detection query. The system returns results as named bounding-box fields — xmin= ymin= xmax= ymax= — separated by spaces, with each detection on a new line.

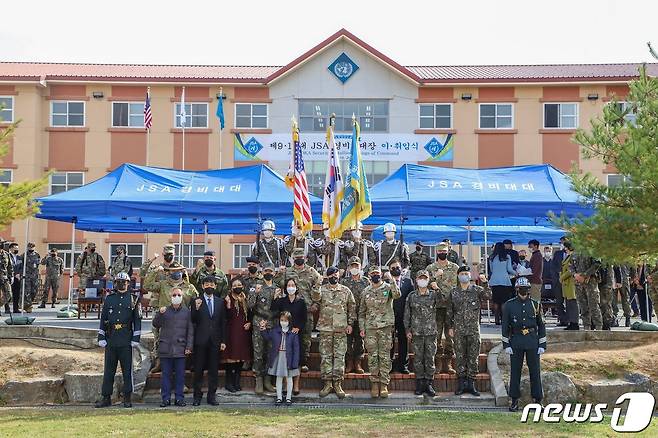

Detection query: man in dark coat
xmin=389 ymin=259 xmax=415 ymax=374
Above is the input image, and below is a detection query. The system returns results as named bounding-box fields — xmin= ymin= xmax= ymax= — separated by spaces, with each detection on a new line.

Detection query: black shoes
xmin=625 ymin=316 xmax=631 ymax=327
xmin=468 ymin=378 xmax=480 ymax=396
xmin=234 ymin=369 xmax=242 ymax=392
xmin=160 ymin=399 xmax=171 ymax=408
xmin=509 ymin=398 xmax=519 ymax=412
xmin=38 ymin=303 xmax=46 ymax=309
xmin=564 ymin=323 xmax=580 ymax=330
xmin=414 ymin=379 xmax=424 ymax=395
xmin=275 ymin=398 xmax=283 ymax=405
xmin=123 ymin=393 xmax=132 ymax=408
xmin=285 ymin=399 xmax=293 ymax=406
xmin=454 ymin=377 xmax=465 ymax=395
xmin=207 ymin=398 xmax=219 ymax=406
xmin=425 ymin=379 xmax=436 ymax=397
xmin=192 ymin=399 xmax=201 ymax=406
xmin=94 ymin=396 xmax=111 ymax=408
xmin=174 ymin=400 xmax=186 ymax=407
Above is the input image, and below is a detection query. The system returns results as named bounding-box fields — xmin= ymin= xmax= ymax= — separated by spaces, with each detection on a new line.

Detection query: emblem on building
xmin=424 ymin=137 xmax=447 ymax=158
xmin=244 ymin=137 xmax=263 ymax=156
xmin=328 ymin=52 xmax=359 ymax=83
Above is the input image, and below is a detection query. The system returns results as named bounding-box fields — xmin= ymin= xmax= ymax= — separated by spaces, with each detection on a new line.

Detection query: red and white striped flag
xmin=144 ymin=87 xmax=153 ymax=130
xmin=288 ymin=119 xmax=313 ymax=234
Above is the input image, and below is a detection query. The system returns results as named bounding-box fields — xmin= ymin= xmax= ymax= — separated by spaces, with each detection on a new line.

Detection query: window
xmin=607 ymin=174 xmax=631 ymax=187
xmin=174 ymin=243 xmax=205 ymax=267
xmin=112 ymin=102 xmax=145 ymax=127
xmin=0 ymin=169 xmax=12 ymax=187
xmin=479 ymin=103 xmax=513 ymax=129
xmin=419 ymin=104 xmax=452 ymax=129
xmin=109 ymin=243 xmax=144 ymax=268
xmin=302 ymin=160 xmax=393 ymax=197
xmin=613 ymin=101 xmax=637 ymax=125
xmin=543 ymin=103 xmax=578 ymax=129
xmin=51 ymin=101 xmax=85 ymax=127
xmin=0 ymin=96 xmax=14 ymax=122
xmin=48 ymin=243 xmax=83 ymax=270
xmin=235 ymin=103 xmax=268 ymax=129
xmin=299 ymin=100 xmax=388 ymax=132
xmin=233 ymin=244 xmax=252 ymax=269
xmin=174 ymin=103 xmax=208 ymax=128
xmin=50 ymin=172 xmax=84 ymax=194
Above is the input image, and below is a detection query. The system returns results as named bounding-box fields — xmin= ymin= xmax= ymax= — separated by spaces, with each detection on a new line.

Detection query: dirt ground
xmin=0 ymin=340 xmax=104 ymax=385
xmin=540 ymin=342 xmax=658 ymax=381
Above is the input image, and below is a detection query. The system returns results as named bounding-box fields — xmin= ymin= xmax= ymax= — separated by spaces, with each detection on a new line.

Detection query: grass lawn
xmin=1 ymin=408 xmax=656 ymax=437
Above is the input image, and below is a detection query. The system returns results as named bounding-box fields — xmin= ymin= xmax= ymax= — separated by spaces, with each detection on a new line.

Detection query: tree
xmin=553 ymin=65 xmax=658 ymax=264
xmin=0 ymin=120 xmax=48 ymax=229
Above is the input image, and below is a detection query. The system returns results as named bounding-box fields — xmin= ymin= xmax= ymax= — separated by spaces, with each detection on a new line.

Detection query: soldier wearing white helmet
xmin=376 ymin=223 xmax=410 ymax=272
xmin=252 ymin=220 xmax=286 ymax=269
xmin=342 ymin=221 xmax=375 ymax=275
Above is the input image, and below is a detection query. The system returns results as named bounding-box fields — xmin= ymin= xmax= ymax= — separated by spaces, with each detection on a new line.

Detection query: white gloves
xmin=538 ymin=347 xmax=545 ymax=355
xmin=98 ymin=340 xmax=107 ymax=348
xmin=131 ymin=341 xmax=140 ymax=348
xmin=504 ymin=347 xmax=513 ymax=355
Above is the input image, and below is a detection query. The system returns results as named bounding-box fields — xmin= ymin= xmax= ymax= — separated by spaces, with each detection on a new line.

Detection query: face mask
xmin=204 ymin=259 xmax=214 ymax=268
xmin=384 ymin=232 xmax=395 ymax=241
xmin=51 ymin=253 xmax=57 ymax=257
xmin=263 ymin=273 xmax=274 ymax=281
xmin=164 ymin=254 xmax=174 ymax=263
xmin=559 ymin=244 xmax=565 ymax=250
xmin=232 ymin=287 xmax=244 ymax=294
xmin=170 ymin=272 xmax=183 ymax=281
xmin=323 ymin=230 xmax=330 ymax=238
xmin=294 ymin=258 xmax=305 ymax=266
xmin=263 ymin=230 xmax=273 ymax=239
xmin=171 ymin=295 xmax=183 ymax=305
xmin=203 ymin=287 xmax=215 ymax=296
xmin=544 ymin=252 xmax=552 ymax=258
xmin=390 ymin=267 xmax=401 ymax=277
xmin=116 ymin=250 xmax=124 ymax=256
xmin=458 ymin=274 xmax=471 ymax=284
xmin=417 ymin=279 xmax=429 ymax=288
xmin=351 ymin=230 xmax=362 ymax=239
xmin=437 ymin=253 xmax=447 ymax=261
xmin=350 ymin=268 xmax=360 ymax=276
xmin=247 ymin=265 xmax=258 ymax=274
xmin=115 ymin=280 xmax=128 ymax=291
xmin=12 ymin=250 xmax=18 ymax=254
xmin=280 ymin=321 xmax=289 ymax=331
xmin=286 ymin=287 xmax=297 ymax=295
xmin=416 ymin=246 xmax=422 ymax=252
xmin=328 ymin=276 xmax=338 ymax=285
xmin=519 ymin=256 xmax=526 ymax=261
xmin=518 ymin=289 xmax=530 ymax=299
xmin=28 ymin=249 xmax=34 ymax=253
xmin=89 ymin=248 xmax=95 ymax=253
xmin=370 ymin=275 xmax=381 ymax=284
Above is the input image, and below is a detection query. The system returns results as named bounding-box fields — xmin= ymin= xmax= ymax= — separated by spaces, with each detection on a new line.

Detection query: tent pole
xmin=204 ymin=222 xmax=208 ymax=255
xmin=68 ymin=219 xmax=76 ymax=311
xmin=19 ymin=217 xmax=30 ymax=314
xmin=484 ymin=216 xmax=491 ymax=323
xmin=178 ymin=218 xmax=183 ymax=264
xmin=190 ymin=228 xmax=195 ymax=268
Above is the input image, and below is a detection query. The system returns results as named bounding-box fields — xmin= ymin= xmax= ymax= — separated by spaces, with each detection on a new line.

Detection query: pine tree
xmin=0 ymin=120 xmax=48 ymax=229
xmin=553 ymin=65 xmax=658 ymax=264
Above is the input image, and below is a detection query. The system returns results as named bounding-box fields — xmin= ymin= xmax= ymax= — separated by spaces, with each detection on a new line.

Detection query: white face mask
xmin=287 ymin=287 xmax=297 ymax=295
xmin=292 ymin=227 xmax=301 ymax=237
xmin=417 ymin=279 xmax=429 ymax=288
xmin=323 ymin=229 xmax=330 ymax=238
xmin=280 ymin=321 xmax=289 ymax=331
xmin=351 ymin=230 xmax=362 ymax=239
xmin=263 ymin=230 xmax=273 ymax=239
xmin=385 ymin=232 xmax=395 ymax=241
xmin=458 ymin=274 xmax=471 ymax=284
xmin=171 ymin=295 xmax=183 ymax=306
xmin=544 ymin=252 xmax=552 ymax=258
xmin=350 ymin=268 xmax=361 ymax=276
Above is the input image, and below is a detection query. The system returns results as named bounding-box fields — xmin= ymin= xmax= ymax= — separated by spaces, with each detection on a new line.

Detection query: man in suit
xmin=389 ymin=259 xmax=415 ymax=374
xmin=550 ymin=237 xmax=568 ymax=326
xmin=191 ymin=276 xmax=227 ymax=406
xmin=8 ymin=243 xmax=22 ymax=314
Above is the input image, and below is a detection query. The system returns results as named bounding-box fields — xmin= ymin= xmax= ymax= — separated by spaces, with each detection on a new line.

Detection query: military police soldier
xmin=502 ymin=277 xmax=547 ymax=412
xmin=109 ymin=245 xmax=133 ymax=280
xmin=248 ymin=262 xmax=278 ymax=394
xmin=341 ymin=222 xmax=375 ymax=274
xmin=572 ymin=252 xmax=603 ymax=330
xmin=95 ymin=272 xmax=142 ymax=408
xmin=376 ymin=223 xmax=409 ymax=270
xmin=39 ymin=248 xmax=64 ymax=308
xmin=359 ymin=265 xmax=400 ymax=398
xmin=252 ymin=220 xmax=286 ymax=268
xmin=409 ymin=242 xmax=432 ymax=283
xmin=0 ymin=239 xmax=12 ymax=315
xmin=404 ymin=270 xmax=441 ymax=397
xmin=340 ymin=256 xmax=370 ymax=374
xmin=313 ymin=266 xmax=356 ymax=399
xmin=191 ymin=250 xmax=228 ymax=298
xmin=75 ymin=242 xmax=107 ymax=291
xmin=447 ymin=265 xmax=491 ymax=396
xmin=22 ymin=243 xmax=41 ymax=312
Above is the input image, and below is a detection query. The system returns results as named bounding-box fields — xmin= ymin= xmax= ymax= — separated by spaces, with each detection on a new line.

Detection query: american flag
xmin=290 ymin=125 xmax=313 ymax=234
xmin=144 ymin=88 xmax=153 ymax=130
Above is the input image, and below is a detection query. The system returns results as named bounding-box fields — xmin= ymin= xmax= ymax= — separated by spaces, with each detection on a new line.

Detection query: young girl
xmin=260 ymin=311 xmax=300 ymax=405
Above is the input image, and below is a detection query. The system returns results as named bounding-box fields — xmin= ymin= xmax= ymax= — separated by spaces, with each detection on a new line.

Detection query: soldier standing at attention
xmin=252 ymin=220 xmax=286 ymax=269
xmin=39 ymin=248 xmax=64 ymax=308
xmin=248 ymin=262 xmax=278 ymax=395
xmin=340 ymin=256 xmax=369 ymax=374
xmin=359 ymin=265 xmax=400 ymax=399
xmin=447 ymin=265 xmax=491 ymax=396
xmin=75 ymin=242 xmax=106 ymax=292
xmin=95 ymin=272 xmax=142 ymax=408
xmin=109 ymin=245 xmax=133 ymax=280
xmin=0 ymin=239 xmax=12 ymax=316
xmin=502 ymin=277 xmax=546 ymax=412
xmin=597 ymin=264 xmax=615 ymax=330
xmin=22 ymin=243 xmax=41 ymax=312
xmin=191 ymin=250 xmax=228 ymax=299
xmin=238 ymin=256 xmax=264 ymax=300
xmin=313 ymin=266 xmax=355 ymax=399
xmin=404 ymin=270 xmax=441 ymax=397
xmin=573 ymin=251 xmax=603 ymax=330
xmin=409 ymin=242 xmax=432 ymax=284
xmin=427 ymin=242 xmax=458 ymax=374
xmin=376 ymin=223 xmax=409 ymax=271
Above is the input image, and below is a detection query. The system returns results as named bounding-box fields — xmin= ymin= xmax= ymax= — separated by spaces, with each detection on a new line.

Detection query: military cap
xmin=292 ymin=248 xmax=305 ymax=258
xmin=27 ymin=242 xmax=36 ymax=249
xmin=201 ymin=275 xmax=217 ymax=285
xmin=203 ymin=250 xmax=215 ymax=257
xmin=368 ymin=265 xmax=382 ymax=274
xmin=457 ymin=265 xmax=470 ymax=274
xmin=245 ymin=256 xmax=260 ymax=264
xmin=436 ymin=242 xmax=449 ymax=252
xmin=326 ymin=266 xmax=339 ymax=276
xmin=414 ymin=241 xmax=423 ymax=247
xmin=416 ymin=269 xmax=430 ymax=279
xmin=348 ymin=256 xmax=361 ymax=265
xmin=87 ymin=242 xmax=96 ymax=249
xmin=515 ymin=277 xmax=531 ymax=288
xmin=165 ymin=262 xmax=185 ymax=271
xmin=163 ymin=244 xmax=175 ymax=254
xmin=262 ymin=262 xmax=275 ymax=271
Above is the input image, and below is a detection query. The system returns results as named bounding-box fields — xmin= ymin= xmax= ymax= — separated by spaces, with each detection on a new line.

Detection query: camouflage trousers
xmin=435 ymin=308 xmax=454 ymax=357
xmin=252 ymin=319 xmax=272 ymax=377
xmin=364 ymin=327 xmax=393 ymax=384
xmin=319 ymin=331 xmax=347 ymax=381
xmin=598 ymin=286 xmax=615 ymax=328
xmin=346 ymin=321 xmax=365 ymax=361
xmin=454 ymin=332 xmax=481 ymax=379
xmin=650 ymin=287 xmax=658 ymax=314
xmin=412 ymin=334 xmax=437 ymax=380
xmin=576 ymin=282 xmax=602 ymax=330
xmin=300 ymin=312 xmax=314 ymax=365
xmin=612 ymin=285 xmax=632 ymax=318
xmin=151 ymin=326 xmax=160 ymax=359
xmin=23 ymin=277 xmax=39 ymax=308
xmin=41 ymin=276 xmax=60 ymax=304
xmin=0 ymin=280 xmax=10 ymax=307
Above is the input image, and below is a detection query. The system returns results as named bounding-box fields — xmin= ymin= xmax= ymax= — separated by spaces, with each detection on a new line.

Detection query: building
xmin=0 ymin=29 xmax=654 ymax=293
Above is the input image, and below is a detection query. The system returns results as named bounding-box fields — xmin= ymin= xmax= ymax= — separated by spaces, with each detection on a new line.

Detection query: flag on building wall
xmin=287 ymin=119 xmax=313 ymax=234
xmin=144 ymin=87 xmax=153 ymax=130
xmin=216 ymin=89 xmax=225 ymax=130
xmin=179 ymin=86 xmax=187 ymax=128
xmin=322 ymin=119 xmax=344 ymax=239
xmin=339 ymin=118 xmax=372 ymax=232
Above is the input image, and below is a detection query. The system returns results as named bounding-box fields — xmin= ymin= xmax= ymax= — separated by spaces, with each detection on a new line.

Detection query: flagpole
xmin=181 ymin=86 xmax=186 ymax=171
xmin=218 ymin=87 xmax=223 ymax=170
xmin=146 ymin=86 xmax=151 ymax=166
xmin=217 ymin=88 xmax=222 ymax=270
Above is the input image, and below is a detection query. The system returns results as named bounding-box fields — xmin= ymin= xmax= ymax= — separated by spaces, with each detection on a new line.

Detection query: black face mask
xmin=12 ymin=250 xmax=18 ymax=254
xmin=115 ymin=280 xmax=128 ymax=291
xmin=263 ymin=273 xmax=274 ymax=281
xmin=328 ymin=276 xmax=338 ymax=285
xmin=116 ymin=250 xmax=124 ymax=256
xmin=519 ymin=256 xmax=526 ymax=261
xmin=232 ymin=287 xmax=244 ymax=294
xmin=89 ymin=248 xmax=95 ymax=253
xmin=437 ymin=253 xmax=447 ymax=261
xmin=28 ymin=249 xmax=34 ymax=253
xmin=416 ymin=246 xmax=422 ymax=252
xmin=204 ymin=259 xmax=214 ymax=268
xmin=518 ymin=289 xmax=530 ymax=299
xmin=370 ymin=275 xmax=381 ymax=284
xmin=51 ymin=253 xmax=57 ymax=257
xmin=203 ymin=287 xmax=215 ymax=296
xmin=247 ymin=266 xmax=258 ymax=274
xmin=164 ymin=254 xmax=174 ymax=263
xmin=390 ymin=267 xmax=401 ymax=277
xmin=294 ymin=258 xmax=305 ymax=266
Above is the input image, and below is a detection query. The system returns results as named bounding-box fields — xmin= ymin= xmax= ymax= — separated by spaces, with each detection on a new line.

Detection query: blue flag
xmin=216 ymin=93 xmax=225 ymax=130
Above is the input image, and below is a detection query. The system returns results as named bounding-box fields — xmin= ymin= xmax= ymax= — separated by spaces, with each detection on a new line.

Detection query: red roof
xmin=1 ymin=29 xmax=655 ymax=84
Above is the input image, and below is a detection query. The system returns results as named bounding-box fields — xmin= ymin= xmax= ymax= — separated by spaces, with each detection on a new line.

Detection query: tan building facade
xmin=0 ymin=29 xmax=654 ymax=295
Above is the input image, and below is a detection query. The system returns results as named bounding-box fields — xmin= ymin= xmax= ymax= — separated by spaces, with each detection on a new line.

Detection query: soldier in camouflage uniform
xmin=404 ymin=270 xmax=441 ymax=397
xmin=340 ymin=256 xmax=370 ymax=374
xmin=317 ymin=226 xmax=344 ymax=275
xmin=442 ymin=239 xmax=461 ymax=265
xmin=0 ymin=239 xmax=12 ymax=315
xmin=426 ymin=242 xmax=457 ymax=373
xmin=237 ymin=256 xmax=265 ymax=298
xmin=39 ymin=248 xmax=64 ymax=308
xmin=284 ymin=222 xmax=319 ymax=268
xmin=409 ymin=242 xmax=432 ymax=284
xmin=252 ymin=220 xmax=286 ymax=269
xmin=597 ymin=264 xmax=615 ymax=330
xmin=275 ymin=247 xmax=322 ymax=371
xmin=572 ymin=253 xmax=603 ymax=330
xmin=248 ymin=262 xmax=278 ymax=394
xmin=377 ymin=223 xmax=409 ymax=270
xmin=313 ymin=266 xmax=355 ymax=399
xmin=341 ymin=222 xmax=375 ymax=275
xmin=109 ymin=245 xmax=133 ymax=280
xmin=149 ymin=263 xmax=198 ymax=309
xmin=22 ymin=243 xmax=41 ymax=311
xmin=447 ymin=265 xmax=490 ymax=396
xmin=612 ymin=264 xmax=633 ymax=327
xmin=647 ymin=262 xmax=658 ymax=314
xmin=75 ymin=242 xmax=106 ymax=292
xmin=358 ymin=265 xmax=401 ymax=398
xmin=191 ymin=250 xmax=228 ymax=298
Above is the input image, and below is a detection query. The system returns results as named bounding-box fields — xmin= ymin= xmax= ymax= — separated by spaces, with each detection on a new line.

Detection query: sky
xmin=1 ymin=0 xmax=657 ymax=66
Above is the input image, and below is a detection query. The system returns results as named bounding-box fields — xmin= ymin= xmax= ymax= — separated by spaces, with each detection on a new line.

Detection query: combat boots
xmin=319 ymin=380 xmax=333 ymax=398
xmin=425 ymin=379 xmax=436 ymax=397
xmin=455 ymin=377 xmax=465 ymax=395
xmin=123 ymin=393 xmax=132 ymax=408
xmin=625 ymin=316 xmax=631 ymax=327
xmin=254 ymin=376 xmax=264 ymax=395
xmin=150 ymin=357 xmax=161 ymax=374
xmin=94 ymin=396 xmax=111 ymax=408
xmin=345 ymin=358 xmax=354 ymax=374
xmin=379 ymin=384 xmax=389 ymax=398
xmin=414 ymin=379 xmax=424 ymax=395
xmin=468 ymin=378 xmax=480 ymax=396
xmin=263 ymin=376 xmax=276 ymax=393
xmin=353 ymin=358 xmax=365 ymax=374
xmin=333 ymin=380 xmax=347 ymax=399
xmin=441 ymin=355 xmax=456 ymax=374
xmin=370 ymin=382 xmax=379 ymax=398
xmin=509 ymin=398 xmax=519 ymax=412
